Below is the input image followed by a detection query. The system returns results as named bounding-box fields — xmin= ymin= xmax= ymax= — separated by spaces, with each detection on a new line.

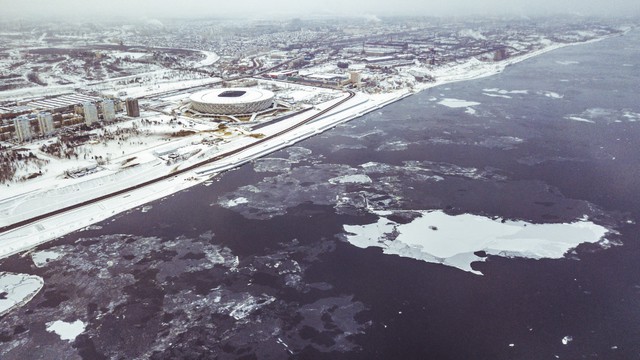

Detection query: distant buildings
xmin=27 ymin=93 xmax=100 ymax=113
xmin=125 ymin=98 xmax=140 ymax=117
xmin=37 ymin=112 xmax=54 ymax=136
xmin=13 ymin=116 xmax=32 ymax=142
xmin=263 ymin=70 xmax=299 ymax=80
xmin=83 ymin=102 xmax=99 ymax=125
xmin=102 ymin=100 xmax=116 ymax=121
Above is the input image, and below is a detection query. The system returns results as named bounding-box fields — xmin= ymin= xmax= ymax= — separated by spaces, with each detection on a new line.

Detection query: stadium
xmin=189 ymin=88 xmax=275 ymax=115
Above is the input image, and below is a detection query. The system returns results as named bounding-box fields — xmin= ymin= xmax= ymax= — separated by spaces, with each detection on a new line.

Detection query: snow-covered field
xmin=101 ymin=77 xmax=222 ymax=99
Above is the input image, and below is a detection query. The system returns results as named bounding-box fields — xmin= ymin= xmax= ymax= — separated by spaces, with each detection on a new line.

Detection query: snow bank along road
xmin=0 ymin=91 xmax=356 ymax=237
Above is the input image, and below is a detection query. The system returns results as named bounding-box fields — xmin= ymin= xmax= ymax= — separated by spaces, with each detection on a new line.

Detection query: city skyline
xmin=1 ymin=0 xmax=639 ymax=20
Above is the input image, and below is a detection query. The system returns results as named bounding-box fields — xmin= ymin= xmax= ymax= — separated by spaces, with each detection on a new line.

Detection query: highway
xmin=0 ymin=90 xmax=356 ymax=234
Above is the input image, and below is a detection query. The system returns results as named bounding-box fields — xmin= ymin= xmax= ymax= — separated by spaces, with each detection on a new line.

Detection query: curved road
xmin=0 ymin=91 xmax=356 ymax=234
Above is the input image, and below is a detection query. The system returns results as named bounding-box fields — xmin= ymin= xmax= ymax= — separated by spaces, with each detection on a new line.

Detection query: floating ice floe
xmin=331 ymin=143 xmax=368 ymax=152
xmin=253 ymin=158 xmax=293 ymax=173
xmin=376 ymin=140 xmax=409 ymax=151
xmin=224 ymin=197 xmax=249 ymax=207
xmin=211 ymin=292 xmax=276 ymax=320
xmin=483 ymin=88 xmax=529 ymax=95
xmin=329 ymin=174 xmax=372 ymax=185
xmin=343 ymin=210 xmax=609 ymax=275
xmin=566 ymin=116 xmax=595 ymax=124
xmin=0 ymin=272 xmax=44 ymax=316
xmin=555 ymin=60 xmax=580 ymax=65
xmin=31 ymin=250 xmax=63 ymax=268
xmin=438 ymin=98 xmax=481 ymax=116
xmin=483 ymin=92 xmax=512 ymax=99
xmin=482 ymin=88 xmax=529 ymax=99
xmin=622 ymin=110 xmax=640 ymax=122
xmin=538 ymin=91 xmax=564 ymax=99
xmin=46 ymin=320 xmax=86 ymax=341
xmin=437 ymin=98 xmax=481 ymax=108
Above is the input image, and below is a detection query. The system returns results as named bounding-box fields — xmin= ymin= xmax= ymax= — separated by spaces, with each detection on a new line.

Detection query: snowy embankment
xmin=0 ymin=91 xmax=392 ymax=260
xmin=0 ymin=36 xmax=613 ymax=263
xmin=414 ymin=35 xmax=614 ymax=92
xmin=0 ymin=159 xmax=167 ymax=227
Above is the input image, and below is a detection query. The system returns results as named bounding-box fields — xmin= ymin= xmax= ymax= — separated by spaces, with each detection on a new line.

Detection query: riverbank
xmin=0 ymin=33 xmax=623 ymax=261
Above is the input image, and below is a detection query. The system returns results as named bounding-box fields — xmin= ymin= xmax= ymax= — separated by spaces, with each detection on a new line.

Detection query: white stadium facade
xmin=189 ymin=88 xmax=275 ymax=115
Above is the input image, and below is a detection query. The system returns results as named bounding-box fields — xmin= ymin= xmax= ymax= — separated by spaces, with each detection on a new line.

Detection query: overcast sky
xmin=1 ymin=0 xmax=638 ymax=19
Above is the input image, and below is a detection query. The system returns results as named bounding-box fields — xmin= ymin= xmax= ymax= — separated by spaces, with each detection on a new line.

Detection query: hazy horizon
xmin=1 ymin=0 xmax=639 ymax=21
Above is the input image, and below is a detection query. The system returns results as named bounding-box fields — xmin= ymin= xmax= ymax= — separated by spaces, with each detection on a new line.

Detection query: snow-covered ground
xmin=197 ymin=50 xmax=220 ymax=67
xmin=344 ymin=210 xmax=610 ymax=275
xmin=101 ymin=77 xmax=222 ymax=99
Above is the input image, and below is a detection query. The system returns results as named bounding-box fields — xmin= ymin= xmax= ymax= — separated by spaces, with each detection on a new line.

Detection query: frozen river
xmin=1 ymin=29 xmax=639 ymax=359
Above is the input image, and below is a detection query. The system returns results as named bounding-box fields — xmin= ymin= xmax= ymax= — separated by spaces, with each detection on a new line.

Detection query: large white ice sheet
xmin=46 ymin=320 xmax=86 ymax=341
xmin=0 ymin=272 xmax=44 ymax=316
xmin=344 ymin=210 xmax=609 ymax=275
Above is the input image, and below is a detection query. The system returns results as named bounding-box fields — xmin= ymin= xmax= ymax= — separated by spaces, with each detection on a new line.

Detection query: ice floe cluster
xmin=218 ymin=148 xmax=511 ymax=219
xmin=480 ymin=88 xmax=563 ymax=100
xmin=565 ymin=108 xmax=640 ymax=124
xmin=0 ymin=229 xmax=369 ymax=358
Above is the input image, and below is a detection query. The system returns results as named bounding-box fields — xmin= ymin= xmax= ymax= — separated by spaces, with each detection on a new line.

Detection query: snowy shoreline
xmin=0 ymin=34 xmax=619 ymax=263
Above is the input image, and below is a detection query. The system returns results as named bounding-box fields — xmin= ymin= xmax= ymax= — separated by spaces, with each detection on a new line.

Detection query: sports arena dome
xmin=189 ymin=88 xmax=275 ymax=115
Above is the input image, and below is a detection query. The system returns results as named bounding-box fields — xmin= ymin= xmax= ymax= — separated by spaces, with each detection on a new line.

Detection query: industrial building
xmin=189 ymin=88 xmax=274 ymax=115
xmin=27 ymin=93 xmax=101 ymax=113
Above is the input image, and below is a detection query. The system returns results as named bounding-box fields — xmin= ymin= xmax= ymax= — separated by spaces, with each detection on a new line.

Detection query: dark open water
xmin=1 ymin=30 xmax=639 ymax=359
